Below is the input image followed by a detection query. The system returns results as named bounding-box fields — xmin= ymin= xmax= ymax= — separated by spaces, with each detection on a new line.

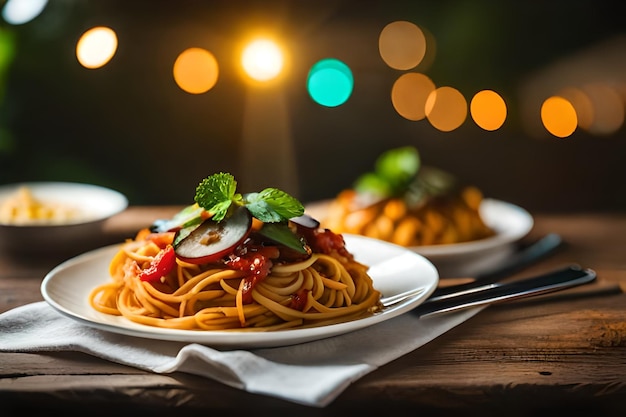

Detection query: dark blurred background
xmin=0 ymin=0 xmax=624 ymax=213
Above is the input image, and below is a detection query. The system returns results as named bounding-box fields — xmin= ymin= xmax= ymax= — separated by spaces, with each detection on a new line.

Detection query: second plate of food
xmin=305 ymin=198 xmax=533 ymax=278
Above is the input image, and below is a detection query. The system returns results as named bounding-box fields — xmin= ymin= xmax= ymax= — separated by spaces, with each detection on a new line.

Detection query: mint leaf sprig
xmin=352 ymin=146 xmax=456 ymax=207
xmin=195 ymin=172 xmax=304 ymax=223
xmin=353 ymin=146 xmax=421 ymax=199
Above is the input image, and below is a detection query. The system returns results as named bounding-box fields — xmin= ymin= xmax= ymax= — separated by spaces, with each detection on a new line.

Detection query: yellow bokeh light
xmin=470 ymin=90 xmax=507 ymax=131
xmin=425 ymin=86 xmax=467 ymax=132
xmin=580 ymin=83 xmax=624 ymax=135
xmin=558 ymin=87 xmax=594 ymax=131
xmin=241 ymin=38 xmax=284 ymax=82
xmin=391 ymin=73 xmax=435 ymax=121
xmin=379 ymin=21 xmax=427 ymax=70
xmin=76 ymin=26 xmax=118 ymax=69
xmin=541 ymin=96 xmax=577 ymax=138
xmin=173 ymin=48 xmax=219 ymax=94
xmin=417 ymin=26 xmax=437 ymax=72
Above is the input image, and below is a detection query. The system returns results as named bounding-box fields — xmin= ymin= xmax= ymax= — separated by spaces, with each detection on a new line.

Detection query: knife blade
xmin=413 ymin=264 xmax=596 ymax=318
xmin=429 ymin=233 xmax=563 ymax=301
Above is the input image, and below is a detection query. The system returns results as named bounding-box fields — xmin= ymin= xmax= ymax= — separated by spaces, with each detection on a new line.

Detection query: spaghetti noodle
xmin=89 ymin=225 xmax=382 ymax=331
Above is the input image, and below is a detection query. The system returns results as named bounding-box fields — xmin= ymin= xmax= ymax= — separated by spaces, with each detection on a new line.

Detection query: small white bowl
xmin=0 ymin=182 xmax=128 ymax=257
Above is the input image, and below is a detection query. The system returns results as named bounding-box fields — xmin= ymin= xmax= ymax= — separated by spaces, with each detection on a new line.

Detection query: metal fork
xmin=404 ymin=264 xmax=596 ymax=317
xmin=380 ymin=233 xmax=590 ymax=315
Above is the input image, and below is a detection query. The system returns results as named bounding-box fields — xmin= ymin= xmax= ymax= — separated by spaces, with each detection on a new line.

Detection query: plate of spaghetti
xmin=41 ymin=173 xmax=438 ymax=348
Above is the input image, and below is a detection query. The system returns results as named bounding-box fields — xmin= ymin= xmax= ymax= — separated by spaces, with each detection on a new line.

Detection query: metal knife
xmin=413 ymin=264 xmax=596 ymax=318
xmin=429 ymin=233 xmax=563 ymax=301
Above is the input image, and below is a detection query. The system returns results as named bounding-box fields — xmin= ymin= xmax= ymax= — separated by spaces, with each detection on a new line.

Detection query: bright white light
xmin=241 ymin=39 xmax=284 ymax=82
xmin=2 ymin=0 xmax=48 ymax=25
xmin=76 ymin=27 xmax=118 ymax=69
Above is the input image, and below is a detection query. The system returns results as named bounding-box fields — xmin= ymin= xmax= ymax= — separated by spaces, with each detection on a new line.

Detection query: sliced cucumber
xmin=174 ymin=205 xmax=252 ymax=264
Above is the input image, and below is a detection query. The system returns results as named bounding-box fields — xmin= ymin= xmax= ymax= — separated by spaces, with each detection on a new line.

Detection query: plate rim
xmin=40 ymin=234 xmax=439 ymax=348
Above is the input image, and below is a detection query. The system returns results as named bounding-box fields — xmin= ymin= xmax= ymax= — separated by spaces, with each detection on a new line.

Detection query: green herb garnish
xmin=195 ymin=172 xmax=304 ymax=223
xmin=354 ymin=146 xmax=420 ymax=199
xmin=353 ymin=146 xmax=456 ymax=206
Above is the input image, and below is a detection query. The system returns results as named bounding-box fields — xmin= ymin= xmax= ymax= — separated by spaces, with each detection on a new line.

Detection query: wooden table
xmin=1 ymin=207 xmax=625 ymax=417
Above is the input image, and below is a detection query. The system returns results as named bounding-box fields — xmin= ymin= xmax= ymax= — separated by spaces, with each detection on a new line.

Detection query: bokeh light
xmin=579 ymin=83 xmax=624 ymax=135
xmin=556 ymin=84 xmax=624 ymax=136
xmin=425 ymin=86 xmax=467 ymax=132
xmin=558 ymin=87 xmax=594 ymax=131
xmin=541 ymin=96 xmax=577 ymax=138
xmin=173 ymin=47 xmax=219 ymax=94
xmin=391 ymin=72 xmax=435 ymax=121
xmin=470 ymin=90 xmax=507 ymax=131
xmin=307 ymin=58 xmax=353 ymax=107
xmin=76 ymin=26 xmax=118 ymax=69
xmin=379 ymin=20 xmax=427 ymax=70
xmin=241 ymin=38 xmax=284 ymax=82
xmin=2 ymin=0 xmax=47 ymax=25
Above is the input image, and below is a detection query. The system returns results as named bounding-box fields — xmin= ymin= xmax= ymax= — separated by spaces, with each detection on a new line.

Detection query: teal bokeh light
xmin=307 ymin=58 xmax=353 ymax=107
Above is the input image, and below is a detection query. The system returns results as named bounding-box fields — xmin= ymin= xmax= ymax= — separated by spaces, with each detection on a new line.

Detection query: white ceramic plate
xmin=305 ymin=199 xmax=533 ymax=278
xmin=41 ymin=234 xmax=439 ymax=349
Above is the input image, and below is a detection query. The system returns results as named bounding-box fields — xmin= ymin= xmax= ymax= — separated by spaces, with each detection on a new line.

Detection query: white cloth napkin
xmin=0 ymin=301 xmax=480 ymax=407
